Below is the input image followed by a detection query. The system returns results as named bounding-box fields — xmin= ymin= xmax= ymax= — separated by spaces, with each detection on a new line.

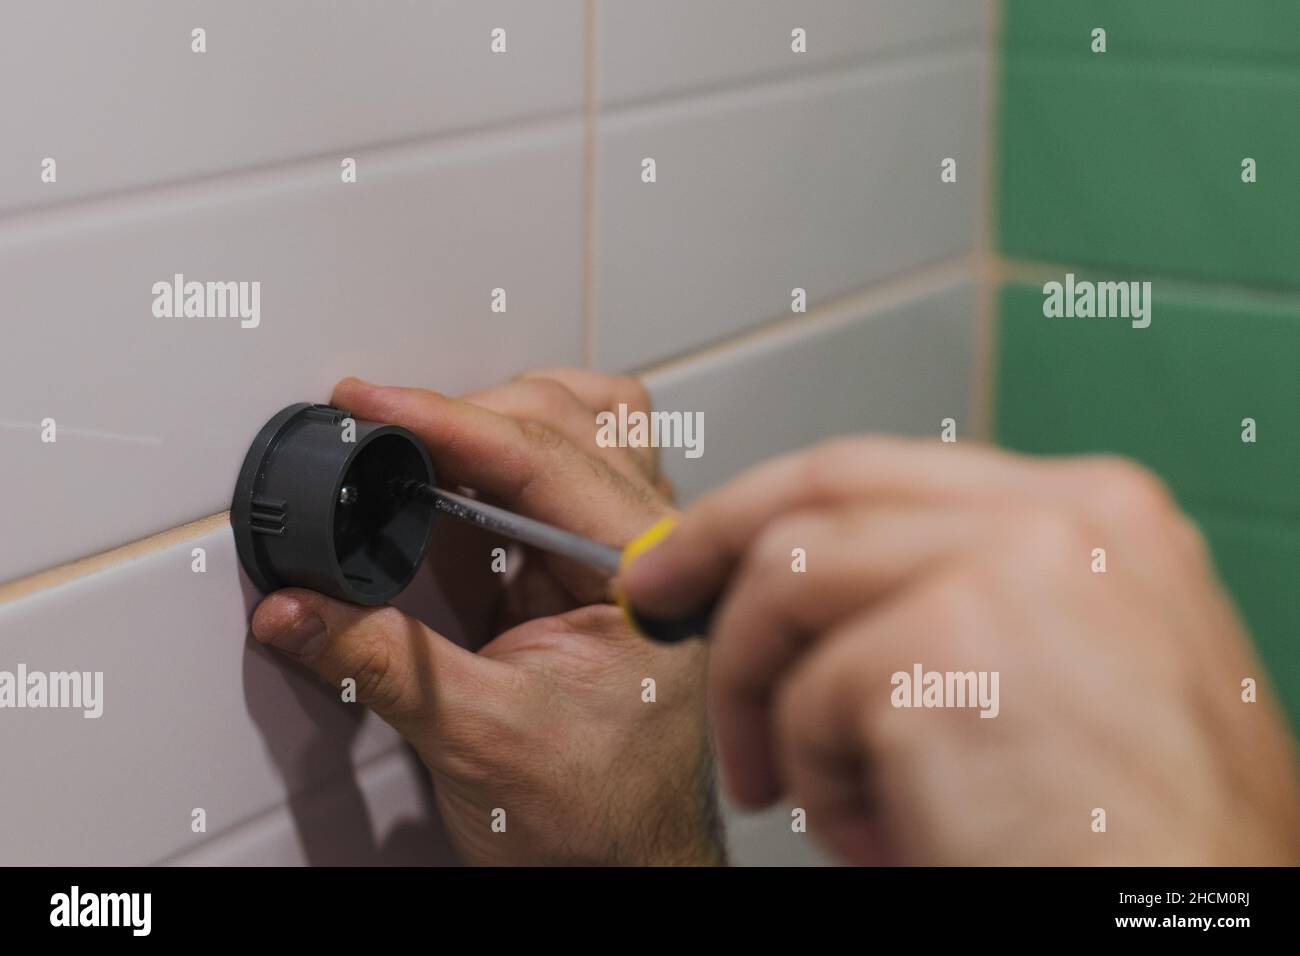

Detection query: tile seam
xmin=581 ymin=0 xmax=598 ymax=367
xmin=151 ymin=744 xmax=417 ymax=867
xmin=0 ymin=107 xmax=587 ymax=238
xmin=995 ymin=256 xmax=1300 ymax=309
xmin=6 ymin=256 xmax=981 ymax=603
xmin=634 ymin=254 xmax=979 ymax=381
xmin=0 ymin=511 xmax=231 ymax=606
xmin=601 ymin=35 xmax=987 ymax=115
xmin=971 ymin=0 xmax=1005 ymax=444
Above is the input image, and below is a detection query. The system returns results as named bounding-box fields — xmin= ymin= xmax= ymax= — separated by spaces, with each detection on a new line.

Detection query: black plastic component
xmin=626 ymin=599 xmax=718 ymax=645
xmin=232 ymin=403 xmax=434 ymax=606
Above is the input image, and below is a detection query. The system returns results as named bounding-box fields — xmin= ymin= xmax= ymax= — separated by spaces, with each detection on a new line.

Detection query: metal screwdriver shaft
xmin=392 ymin=479 xmax=624 ymax=575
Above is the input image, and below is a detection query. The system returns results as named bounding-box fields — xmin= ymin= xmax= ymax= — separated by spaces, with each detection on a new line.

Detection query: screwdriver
xmin=391 ymin=479 xmax=715 ymax=643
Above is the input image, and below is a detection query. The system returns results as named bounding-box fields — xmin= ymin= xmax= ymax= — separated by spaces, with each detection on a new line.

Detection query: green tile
xmin=1195 ymin=514 xmax=1300 ymax=737
xmin=994 ymin=283 xmax=1300 ymax=522
xmin=998 ymin=56 xmax=1300 ymax=289
xmin=1003 ymin=0 xmax=1300 ymax=61
xmin=998 ymin=0 xmax=1300 ymax=741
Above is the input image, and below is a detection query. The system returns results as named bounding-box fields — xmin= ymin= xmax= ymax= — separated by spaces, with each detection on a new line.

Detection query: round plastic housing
xmin=232 ymin=403 xmax=434 ymax=606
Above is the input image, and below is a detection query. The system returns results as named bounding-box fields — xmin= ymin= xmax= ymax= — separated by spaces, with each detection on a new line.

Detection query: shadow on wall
xmin=237 ymin=545 xmax=463 ymax=865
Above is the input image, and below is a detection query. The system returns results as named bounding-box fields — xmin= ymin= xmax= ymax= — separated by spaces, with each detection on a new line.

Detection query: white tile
xmin=0 ymin=520 xmax=473 ymax=865
xmin=0 ymin=122 xmax=584 ymax=583
xmin=0 ymin=0 xmax=584 ymax=211
xmin=0 ymin=279 xmax=972 ymax=866
xmin=598 ymin=0 xmax=987 ymax=105
xmin=724 ymin=801 xmax=839 ymax=867
xmin=644 ymin=276 xmax=976 ymax=503
xmin=593 ymin=53 xmax=983 ymax=370
xmin=165 ymin=748 xmax=459 ymax=866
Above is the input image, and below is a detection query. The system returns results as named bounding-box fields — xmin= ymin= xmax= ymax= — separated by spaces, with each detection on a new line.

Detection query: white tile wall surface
xmin=0 ymin=122 xmax=584 ymax=584
xmin=0 ymin=520 xmax=467 ymax=865
xmin=645 ymin=275 xmax=977 ymax=504
xmin=0 ymin=0 xmax=585 ymax=212
xmin=166 ymin=749 xmax=457 ymax=866
xmin=2 ymin=1 xmax=988 ymax=866
xmin=724 ymin=802 xmax=838 ymax=867
xmin=593 ymin=51 xmax=984 ymax=370
xmin=597 ymin=0 xmax=986 ymax=105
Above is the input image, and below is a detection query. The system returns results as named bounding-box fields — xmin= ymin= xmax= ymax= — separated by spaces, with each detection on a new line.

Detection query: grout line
xmin=0 ymin=107 xmax=586 ymax=239
xmin=0 ymin=512 xmax=231 ymax=606
xmin=1006 ymin=44 xmax=1300 ymax=74
xmin=152 ymin=744 xmax=416 ymax=866
xmin=970 ymin=0 xmax=1006 ymax=444
xmin=580 ymin=0 xmax=598 ymax=367
xmin=994 ymin=256 xmax=1300 ymax=309
xmin=601 ymin=35 xmax=986 ymax=117
xmin=1 ymin=41 xmax=982 ymax=245
xmin=633 ymin=254 xmax=979 ymax=381
xmin=3 ymin=264 xmax=975 ymax=607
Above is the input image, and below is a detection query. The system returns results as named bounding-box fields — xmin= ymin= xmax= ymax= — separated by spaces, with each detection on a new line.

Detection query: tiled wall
xmin=994 ymin=2 xmax=1300 ymax=733
xmin=0 ymin=2 xmax=989 ymax=865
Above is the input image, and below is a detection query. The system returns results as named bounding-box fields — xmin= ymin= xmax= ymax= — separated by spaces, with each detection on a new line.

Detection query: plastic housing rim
xmin=231 ymin=402 xmax=434 ymax=605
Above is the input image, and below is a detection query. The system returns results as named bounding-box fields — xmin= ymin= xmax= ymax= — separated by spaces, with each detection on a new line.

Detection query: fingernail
xmin=259 ymin=612 xmax=327 ymax=659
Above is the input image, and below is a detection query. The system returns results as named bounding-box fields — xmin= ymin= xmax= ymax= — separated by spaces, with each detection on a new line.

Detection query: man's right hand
xmin=621 ymin=437 xmax=1300 ymax=864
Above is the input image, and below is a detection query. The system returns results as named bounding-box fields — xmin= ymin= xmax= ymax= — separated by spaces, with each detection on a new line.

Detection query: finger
xmin=770 ymin=573 xmax=1023 ymax=866
xmin=620 ymin=437 xmax=1154 ymax=617
xmin=332 ymin=377 xmax=666 ymax=547
xmin=333 ymin=377 xmax=543 ymax=497
xmin=1041 ymin=454 xmax=1205 ymax=588
xmin=250 ymin=587 xmax=496 ymax=746
xmin=462 ymin=376 xmax=653 ymax=486
xmin=709 ymin=504 xmax=996 ymax=806
xmin=514 ymin=368 xmax=660 ymax=478
xmin=769 ymin=622 xmax=894 ymax=863
xmin=620 ymin=437 xmax=1041 ymax=616
xmin=515 ymin=368 xmax=652 ymax=416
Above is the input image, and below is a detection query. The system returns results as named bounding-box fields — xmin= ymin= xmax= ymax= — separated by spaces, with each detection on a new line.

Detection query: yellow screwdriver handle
xmin=617 ymin=517 xmax=716 ymax=643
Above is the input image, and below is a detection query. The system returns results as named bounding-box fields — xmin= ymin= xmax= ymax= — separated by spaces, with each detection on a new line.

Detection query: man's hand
xmin=620 ymin=436 xmax=1300 ymax=865
xmin=251 ymin=372 xmax=721 ymax=866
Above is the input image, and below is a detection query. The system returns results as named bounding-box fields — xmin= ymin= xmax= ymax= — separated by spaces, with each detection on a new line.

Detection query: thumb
xmin=250 ymin=588 xmax=487 ymax=741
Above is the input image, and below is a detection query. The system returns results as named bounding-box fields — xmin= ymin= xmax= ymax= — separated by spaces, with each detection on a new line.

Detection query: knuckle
xmin=800 ymin=438 xmax=866 ymax=499
xmin=345 ymin=610 xmax=404 ymax=713
xmin=1006 ymin=506 xmax=1087 ymax=561
xmin=750 ymin=514 xmax=812 ymax=580
xmin=1092 ymin=457 xmax=1177 ymax=522
xmin=518 ymin=417 xmax=569 ymax=453
xmin=616 ymin=376 xmax=653 ymax=413
xmin=523 ymin=378 xmax=578 ymax=419
xmin=1170 ymin=511 xmax=1211 ymax=562
xmin=922 ymin=571 xmax=989 ymax=636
